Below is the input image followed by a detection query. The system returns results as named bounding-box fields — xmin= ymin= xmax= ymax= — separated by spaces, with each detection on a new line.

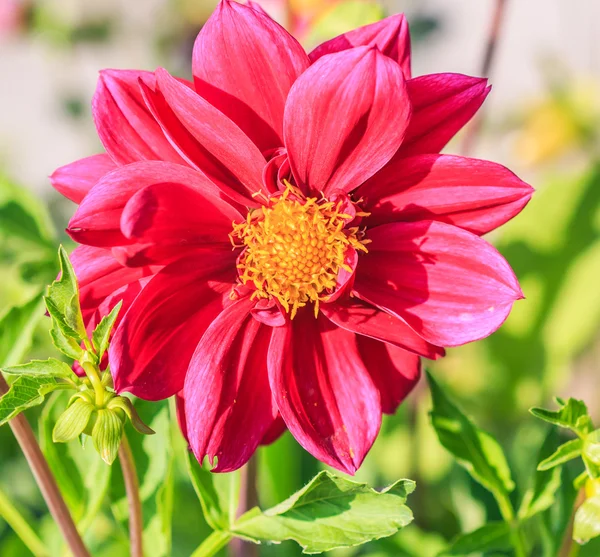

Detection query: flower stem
xmin=495 ymin=491 xmax=527 ymax=557
xmin=0 ymin=375 xmax=91 ymax=557
xmin=230 ymin=456 xmax=258 ymax=557
xmin=191 ymin=530 xmax=233 ymax=557
xmin=461 ymin=0 xmax=510 ymax=155
xmin=0 ymin=485 xmax=49 ymax=557
xmin=119 ymin=433 xmax=143 ymax=557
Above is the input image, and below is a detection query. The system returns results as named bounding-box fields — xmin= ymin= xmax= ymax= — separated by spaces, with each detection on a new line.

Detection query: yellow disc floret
xmin=230 ymin=186 xmax=368 ymax=318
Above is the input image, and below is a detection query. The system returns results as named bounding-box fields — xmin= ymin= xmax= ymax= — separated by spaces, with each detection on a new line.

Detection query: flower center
xmin=230 ymin=186 xmax=368 ymax=318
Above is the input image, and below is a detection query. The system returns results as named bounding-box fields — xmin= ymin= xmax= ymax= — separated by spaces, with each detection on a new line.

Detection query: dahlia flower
xmin=51 ymin=0 xmax=532 ymax=474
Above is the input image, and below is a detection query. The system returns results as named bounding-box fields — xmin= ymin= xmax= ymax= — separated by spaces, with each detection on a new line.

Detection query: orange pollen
xmin=230 ymin=188 xmax=369 ymax=319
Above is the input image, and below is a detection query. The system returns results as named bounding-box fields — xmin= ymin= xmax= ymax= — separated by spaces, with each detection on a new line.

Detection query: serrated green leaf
xmin=92 ymin=301 xmax=122 ymax=360
xmin=232 ymin=471 xmax=415 ymax=554
xmin=186 ymin=451 xmax=240 ymax=532
xmin=531 ymin=398 xmax=593 ymax=437
xmin=2 ymin=358 xmax=75 ymax=379
xmin=426 ymin=372 xmax=515 ymax=499
xmin=0 ymin=295 xmax=45 ymax=368
xmin=441 ymin=522 xmax=512 ymax=555
xmin=49 ymin=325 xmax=84 ymax=360
xmin=0 ymin=375 xmax=70 ymax=426
xmin=45 ymin=246 xmax=86 ymax=341
xmin=92 ymin=408 xmax=124 ymax=464
xmin=574 ymin=495 xmax=600 ymax=544
xmin=53 ymin=398 xmax=95 ymax=443
xmin=537 ymin=438 xmax=583 ymax=471
xmin=519 ymin=429 xmax=564 ymax=520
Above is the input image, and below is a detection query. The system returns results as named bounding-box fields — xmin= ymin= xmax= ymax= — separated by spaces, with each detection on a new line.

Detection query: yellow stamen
xmin=230 ymin=185 xmax=368 ymax=318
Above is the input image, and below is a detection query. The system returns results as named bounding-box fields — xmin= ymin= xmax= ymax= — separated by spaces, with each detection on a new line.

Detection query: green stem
xmin=119 ymin=434 xmax=143 ymax=557
xmin=191 ymin=530 xmax=233 ymax=557
xmin=495 ymin=492 xmax=527 ymax=557
xmin=0 ymin=486 xmax=49 ymax=557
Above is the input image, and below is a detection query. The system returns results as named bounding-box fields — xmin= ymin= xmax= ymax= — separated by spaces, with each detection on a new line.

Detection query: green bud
xmin=107 ymin=396 xmax=155 ymax=436
xmin=53 ymin=398 xmax=95 ymax=443
xmin=574 ymin=495 xmax=600 ymax=544
xmin=92 ymin=408 xmax=124 ymax=465
xmin=584 ymin=430 xmax=600 ymax=466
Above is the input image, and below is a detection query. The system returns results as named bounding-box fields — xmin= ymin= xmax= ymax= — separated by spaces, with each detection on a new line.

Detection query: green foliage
xmin=233 ymin=473 xmax=414 ymax=554
xmin=2 ymin=358 xmax=75 ymax=379
xmin=0 ymin=295 xmax=45 ymax=367
xmin=52 ymin=398 xmax=95 ymax=443
xmin=537 ymin=438 xmax=583 ymax=471
xmin=574 ymin=496 xmax=600 ymax=544
xmin=426 ymin=371 xmax=514 ymax=500
xmin=531 ymin=397 xmax=593 ymax=437
xmin=92 ymin=301 xmax=122 ymax=361
xmin=441 ymin=522 xmax=512 ymax=555
xmin=92 ymin=409 xmax=124 ymax=465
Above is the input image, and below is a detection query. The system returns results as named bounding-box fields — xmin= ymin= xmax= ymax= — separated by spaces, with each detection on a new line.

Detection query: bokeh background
xmin=1 ymin=0 xmax=600 ymax=555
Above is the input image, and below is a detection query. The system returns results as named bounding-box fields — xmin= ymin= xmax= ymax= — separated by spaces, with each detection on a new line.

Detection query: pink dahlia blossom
xmin=51 ymin=1 xmax=532 ymax=474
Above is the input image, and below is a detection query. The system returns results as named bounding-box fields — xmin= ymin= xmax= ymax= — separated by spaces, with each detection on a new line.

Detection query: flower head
xmin=51 ymin=0 xmax=533 ymax=474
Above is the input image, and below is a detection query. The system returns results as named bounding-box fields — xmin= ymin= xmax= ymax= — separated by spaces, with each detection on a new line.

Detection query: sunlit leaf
xmin=0 ymin=295 xmax=45 ymax=367
xmin=530 ymin=398 xmax=593 ymax=437
xmin=2 ymin=358 xmax=75 ymax=379
xmin=92 ymin=301 xmax=122 ymax=361
xmin=537 ymin=438 xmax=583 ymax=471
xmin=441 ymin=522 xmax=512 ymax=555
xmin=233 ymin=471 xmax=415 ymax=554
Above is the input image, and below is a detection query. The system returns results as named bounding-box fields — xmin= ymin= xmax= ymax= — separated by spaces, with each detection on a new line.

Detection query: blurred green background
xmin=1 ymin=0 xmax=600 ymax=555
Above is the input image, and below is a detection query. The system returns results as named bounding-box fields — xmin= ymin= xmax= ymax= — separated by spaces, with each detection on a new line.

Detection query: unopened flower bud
xmin=53 ymin=398 xmax=95 ymax=443
xmin=92 ymin=408 xmax=125 ymax=465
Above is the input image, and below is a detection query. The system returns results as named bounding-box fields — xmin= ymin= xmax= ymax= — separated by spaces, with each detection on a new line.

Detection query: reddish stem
xmin=119 ymin=434 xmax=144 ymax=557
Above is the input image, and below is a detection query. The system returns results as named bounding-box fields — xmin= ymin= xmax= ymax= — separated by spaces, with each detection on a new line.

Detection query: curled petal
xmin=356 ymin=336 xmax=421 ymax=414
xmin=92 ymin=69 xmax=187 ymax=165
xmin=184 ymin=297 xmax=277 ymax=472
xmin=50 ymin=154 xmax=116 ymax=204
xmin=398 ymin=73 xmax=490 ymax=158
xmin=309 ymin=14 xmax=411 ymax=78
xmin=109 ymin=250 xmax=237 ymax=400
xmin=354 ymin=221 xmax=524 ymax=347
xmin=359 ymin=154 xmax=534 ymax=235
xmin=192 ymin=0 xmax=309 ymax=150
xmin=284 ymin=47 xmax=410 ymax=195
xmin=268 ymin=311 xmax=381 ymax=474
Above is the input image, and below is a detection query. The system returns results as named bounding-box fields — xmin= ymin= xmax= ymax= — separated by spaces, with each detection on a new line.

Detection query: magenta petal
xmin=184 ymin=297 xmax=278 ymax=472
xmin=109 ymin=250 xmax=237 ymax=400
xmin=398 ymin=73 xmax=490 ymax=158
xmin=192 ymin=0 xmax=309 ymax=150
xmin=71 ymin=245 xmax=158 ymax=329
xmin=309 ymin=14 xmax=411 ymax=78
xmin=354 ymin=221 xmax=524 ymax=347
xmin=68 ymin=161 xmax=228 ymax=247
xmin=140 ymin=69 xmax=268 ymax=205
xmin=359 ymin=154 xmax=534 ymax=235
xmin=50 ymin=154 xmax=116 ymax=204
xmin=284 ymin=46 xmax=410 ymax=195
xmin=321 ymin=297 xmax=444 ymax=359
xmin=268 ymin=311 xmax=381 ymax=474
xmin=356 ymin=336 xmax=421 ymax=414
xmin=92 ymin=70 xmax=188 ymax=165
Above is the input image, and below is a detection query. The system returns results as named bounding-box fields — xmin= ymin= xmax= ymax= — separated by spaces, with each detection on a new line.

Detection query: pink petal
xmin=92 ymin=70 xmax=188 ymax=165
xmin=68 ymin=161 xmax=229 ymax=247
xmin=109 ymin=249 xmax=237 ymax=400
xmin=268 ymin=311 xmax=381 ymax=474
xmin=120 ymin=181 xmax=241 ymax=255
xmin=184 ymin=297 xmax=278 ymax=472
xmin=50 ymin=154 xmax=116 ymax=204
xmin=284 ymin=46 xmax=410 ymax=195
xmin=71 ymin=245 xmax=158 ymax=328
xmin=356 ymin=336 xmax=421 ymax=414
xmin=359 ymin=154 xmax=534 ymax=235
xmin=309 ymin=14 xmax=411 ymax=78
xmin=397 ymin=73 xmax=490 ymax=158
xmin=354 ymin=221 xmax=524 ymax=347
xmin=192 ymin=0 xmax=309 ymax=150
xmin=140 ymin=69 xmax=268 ymax=205
xmin=321 ymin=297 xmax=444 ymax=359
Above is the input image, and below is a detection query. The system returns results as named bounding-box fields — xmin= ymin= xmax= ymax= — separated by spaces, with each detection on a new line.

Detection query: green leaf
xmin=574 ymin=495 xmax=600 ymax=544
xmin=537 ymin=438 xmax=583 ymax=471
xmin=49 ymin=325 xmax=84 ymax=361
xmin=186 ymin=451 xmax=240 ymax=532
xmin=232 ymin=471 xmax=415 ymax=554
xmin=584 ymin=430 xmax=600 ymax=466
xmin=0 ymin=295 xmax=45 ymax=367
xmin=2 ymin=358 xmax=75 ymax=379
xmin=441 ymin=522 xmax=512 ymax=555
xmin=0 ymin=375 xmax=70 ymax=426
xmin=52 ymin=398 xmax=95 ymax=443
xmin=106 ymin=395 xmax=155 ymax=436
xmin=92 ymin=408 xmax=124 ymax=464
xmin=426 ymin=372 xmax=515 ymax=498
xmin=44 ymin=246 xmax=86 ymax=342
xmin=92 ymin=301 xmax=122 ymax=360
xmin=519 ymin=429 xmax=564 ymax=520
xmin=530 ymin=398 xmax=593 ymax=437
